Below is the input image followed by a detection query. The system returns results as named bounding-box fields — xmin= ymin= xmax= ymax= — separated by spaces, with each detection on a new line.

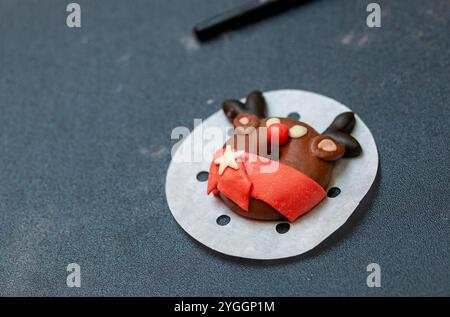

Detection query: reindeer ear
xmin=324 ymin=112 xmax=362 ymax=158
xmin=324 ymin=130 xmax=362 ymax=158
xmin=233 ymin=113 xmax=260 ymax=131
xmin=245 ymin=90 xmax=267 ymax=119
xmin=223 ymin=99 xmax=246 ymax=122
xmin=310 ymin=135 xmax=345 ymax=162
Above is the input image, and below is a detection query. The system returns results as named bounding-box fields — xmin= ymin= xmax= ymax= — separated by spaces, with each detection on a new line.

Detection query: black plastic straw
xmin=194 ymin=0 xmax=311 ymax=41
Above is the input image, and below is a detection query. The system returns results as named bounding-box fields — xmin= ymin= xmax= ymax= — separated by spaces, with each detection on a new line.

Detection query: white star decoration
xmin=214 ymin=145 xmax=244 ymax=176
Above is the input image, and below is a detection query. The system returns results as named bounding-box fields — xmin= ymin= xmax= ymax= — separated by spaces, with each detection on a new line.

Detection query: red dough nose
xmin=267 ymin=123 xmax=290 ymax=146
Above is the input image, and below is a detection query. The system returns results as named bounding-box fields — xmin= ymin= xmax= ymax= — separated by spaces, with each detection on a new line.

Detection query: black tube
xmin=194 ymin=0 xmax=312 ymax=42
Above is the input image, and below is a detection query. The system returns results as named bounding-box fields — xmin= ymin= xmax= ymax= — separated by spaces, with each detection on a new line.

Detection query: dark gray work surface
xmin=0 ymin=0 xmax=448 ymax=296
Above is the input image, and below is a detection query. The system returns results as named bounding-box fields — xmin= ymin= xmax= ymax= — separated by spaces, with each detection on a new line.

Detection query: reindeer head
xmin=208 ymin=90 xmax=362 ymax=221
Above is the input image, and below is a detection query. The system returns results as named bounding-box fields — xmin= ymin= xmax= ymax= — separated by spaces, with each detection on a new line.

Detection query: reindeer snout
xmin=267 ymin=123 xmax=290 ymax=146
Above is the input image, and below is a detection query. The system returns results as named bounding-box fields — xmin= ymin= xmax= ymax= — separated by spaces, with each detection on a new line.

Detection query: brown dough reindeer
xmin=207 ymin=90 xmax=362 ymax=222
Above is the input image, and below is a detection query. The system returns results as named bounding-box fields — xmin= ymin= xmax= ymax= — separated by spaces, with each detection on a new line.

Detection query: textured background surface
xmin=0 ymin=0 xmax=448 ymax=296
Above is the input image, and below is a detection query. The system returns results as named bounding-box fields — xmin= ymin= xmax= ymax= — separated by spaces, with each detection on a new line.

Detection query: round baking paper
xmin=166 ymin=89 xmax=378 ymax=260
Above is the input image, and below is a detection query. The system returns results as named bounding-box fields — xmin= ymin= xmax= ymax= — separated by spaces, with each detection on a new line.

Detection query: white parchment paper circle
xmin=166 ymin=90 xmax=378 ymax=260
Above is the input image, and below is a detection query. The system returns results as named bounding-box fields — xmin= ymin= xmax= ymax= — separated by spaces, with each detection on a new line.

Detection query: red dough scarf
xmin=207 ymin=148 xmax=326 ymax=222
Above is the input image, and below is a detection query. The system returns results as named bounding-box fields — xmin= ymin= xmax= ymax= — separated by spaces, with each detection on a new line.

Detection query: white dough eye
xmin=265 ymin=118 xmax=280 ymax=127
xmin=289 ymin=125 xmax=308 ymax=138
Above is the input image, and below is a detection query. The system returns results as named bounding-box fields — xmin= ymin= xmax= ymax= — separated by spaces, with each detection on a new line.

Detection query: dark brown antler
xmin=324 ymin=112 xmax=362 ymax=158
xmin=222 ymin=90 xmax=268 ymax=122
xmin=222 ymin=99 xmax=246 ymax=121
xmin=245 ymin=90 xmax=267 ymax=119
